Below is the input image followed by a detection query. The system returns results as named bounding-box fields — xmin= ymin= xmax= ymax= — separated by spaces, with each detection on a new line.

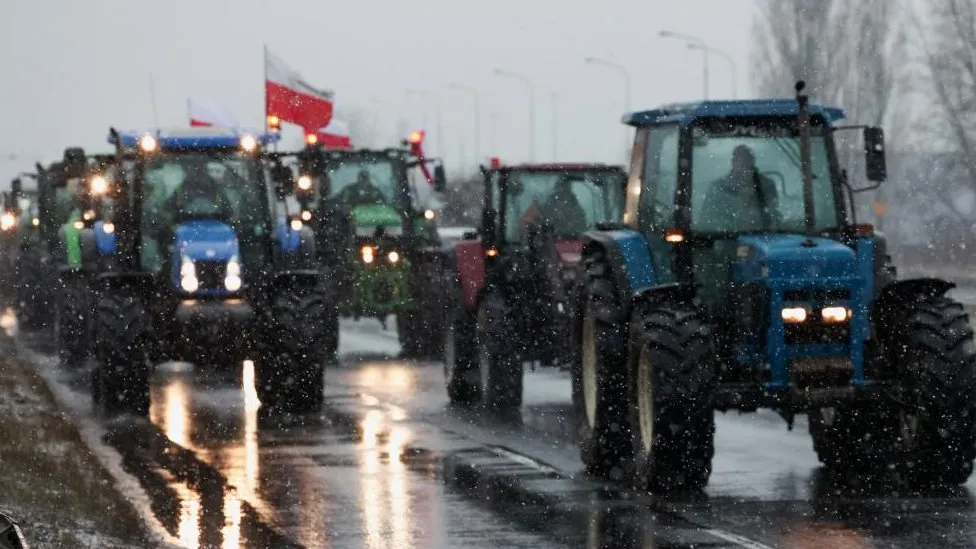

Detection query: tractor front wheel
xmin=55 ymin=274 xmax=91 ymax=368
xmin=258 ymin=284 xmax=328 ymax=414
xmin=443 ymin=283 xmax=478 ymax=406
xmin=893 ymin=295 xmax=976 ymax=487
xmin=476 ymin=293 xmax=522 ymax=409
xmin=629 ymin=306 xmax=716 ymax=492
xmin=92 ymin=291 xmax=151 ymax=415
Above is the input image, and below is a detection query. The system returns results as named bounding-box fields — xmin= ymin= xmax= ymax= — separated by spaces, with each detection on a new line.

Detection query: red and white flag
xmin=313 ymin=119 xmax=353 ymax=149
xmin=187 ymin=98 xmax=240 ymax=128
xmin=265 ymin=47 xmax=334 ymax=133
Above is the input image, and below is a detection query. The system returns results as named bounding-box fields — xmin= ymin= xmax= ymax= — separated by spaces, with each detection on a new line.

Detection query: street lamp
xmin=687 ymin=43 xmax=737 ymax=99
xmin=494 ymin=68 xmax=536 ymax=162
xmin=585 ymin=56 xmax=632 ymax=159
xmin=448 ymin=83 xmax=481 ymax=167
xmin=405 ymin=88 xmax=443 ymax=154
xmin=550 ymin=92 xmax=558 ymax=161
xmin=659 ymin=30 xmax=710 ymax=99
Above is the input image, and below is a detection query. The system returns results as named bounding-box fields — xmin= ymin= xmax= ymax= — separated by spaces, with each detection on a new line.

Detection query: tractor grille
xmin=196 ymin=261 xmax=226 ymax=290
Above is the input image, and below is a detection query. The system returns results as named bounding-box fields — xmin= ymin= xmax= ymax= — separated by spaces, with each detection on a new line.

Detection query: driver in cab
xmin=520 ymin=176 xmax=588 ymax=238
xmin=339 ymin=169 xmax=385 ymax=206
xmin=700 ymin=145 xmax=781 ymax=232
xmin=165 ymin=159 xmax=235 ymax=220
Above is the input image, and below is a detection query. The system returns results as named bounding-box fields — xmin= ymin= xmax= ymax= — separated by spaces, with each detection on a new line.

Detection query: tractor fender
xmin=632 ymin=282 xmax=697 ymax=314
xmin=453 ymin=239 xmax=485 ymax=311
xmin=872 ymin=277 xmax=956 ymax=332
xmin=581 ymin=228 xmax=658 ymax=317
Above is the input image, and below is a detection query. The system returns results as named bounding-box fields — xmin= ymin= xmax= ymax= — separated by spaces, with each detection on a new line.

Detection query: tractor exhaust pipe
xmin=795 ymin=81 xmax=816 ymax=239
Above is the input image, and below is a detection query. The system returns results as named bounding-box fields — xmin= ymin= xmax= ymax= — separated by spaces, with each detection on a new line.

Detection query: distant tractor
xmin=293 ymin=132 xmax=447 ymax=357
xmin=442 ymin=163 xmax=627 ymax=408
xmin=87 ymin=127 xmax=327 ymax=415
xmin=573 ymin=81 xmax=976 ymax=492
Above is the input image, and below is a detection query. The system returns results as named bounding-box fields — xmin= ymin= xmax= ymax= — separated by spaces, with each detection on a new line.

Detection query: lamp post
xmin=659 ymin=30 xmax=709 ymax=99
xmin=687 ymin=43 xmax=738 ymax=98
xmin=448 ymin=82 xmax=481 ymax=167
xmin=494 ymin=68 xmax=536 ymax=162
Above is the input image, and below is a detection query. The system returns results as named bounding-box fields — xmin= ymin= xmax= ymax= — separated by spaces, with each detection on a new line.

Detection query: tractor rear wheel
xmin=572 ymin=251 xmax=631 ymax=478
xmin=443 ymin=282 xmax=478 ymax=405
xmin=893 ymin=295 xmax=976 ymax=487
xmin=92 ymin=290 xmax=151 ymax=415
xmin=259 ymin=284 xmax=328 ymax=414
xmin=629 ymin=306 xmax=716 ymax=492
xmin=55 ymin=274 xmax=91 ymax=368
xmin=476 ymin=292 xmax=522 ymax=409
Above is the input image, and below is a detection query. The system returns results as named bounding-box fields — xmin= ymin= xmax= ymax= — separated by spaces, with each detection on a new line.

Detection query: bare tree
xmin=914 ymin=0 xmax=976 ymax=186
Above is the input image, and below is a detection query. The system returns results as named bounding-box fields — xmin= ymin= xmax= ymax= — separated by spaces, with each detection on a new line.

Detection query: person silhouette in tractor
xmin=700 ymin=144 xmax=781 ymax=232
xmin=536 ymin=176 xmax=588 ymax=237
xmin=168 ymin=158 xmax=235 ymax=220
xmin=337 ymin=169 xmax=385 ymax=207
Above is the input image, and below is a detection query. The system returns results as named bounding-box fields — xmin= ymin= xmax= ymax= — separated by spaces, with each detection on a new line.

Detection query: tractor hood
xmin=174 ymin=219 xmax=239 ymax=262
xmin=351 ymin=204 xmax=404 ymax=237
xmin=734 ymin=234 xmax=856 ymax=281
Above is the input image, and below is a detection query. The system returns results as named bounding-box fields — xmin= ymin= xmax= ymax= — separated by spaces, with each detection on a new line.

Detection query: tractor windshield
xmin=496 ymin=169 xmax=625 ymax=243
xmin=323 ymin=157 xmax=403 ymax=209
xmin=689 ymin=117 xmax=839 ymax=233
xmin=139 ymin=151 xmax=268 ymax=272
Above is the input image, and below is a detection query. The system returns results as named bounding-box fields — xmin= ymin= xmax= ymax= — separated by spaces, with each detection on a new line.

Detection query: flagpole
xmin=263 ymin=44 xmax=268 ymax=134
xmin=149 ymin=73 xmax=160 ymax=127
xmin=186 ymin=97 xmax=191 ymax=126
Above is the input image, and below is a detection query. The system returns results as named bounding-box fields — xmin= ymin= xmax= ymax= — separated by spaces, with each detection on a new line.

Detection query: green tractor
xmin=294 ymin=135 xmax=447 ymax=357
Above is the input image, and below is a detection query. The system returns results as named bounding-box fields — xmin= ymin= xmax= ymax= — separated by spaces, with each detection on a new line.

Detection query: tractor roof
xmin=494 ymin=163 xmax=622 ymax=172
xmin=622 ymin=99 xmax=845 ymax=127
xmin=108 ymin=126 xmax=280 ymax=149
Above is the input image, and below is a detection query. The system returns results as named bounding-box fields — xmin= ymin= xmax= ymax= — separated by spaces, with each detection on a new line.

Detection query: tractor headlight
xmin=139 ymin=134 xmax=157 ymax=152
xmin=301 ymin=210 xmax=312 ymax=221
xmin=239 ymin=134 xmax=257 ymax=152
xmin=387 ymin=251 xmax=399 ymax=264
xmin=0 ymin=212 xmax=15 ymax=231
xmin=297 ymin=175 xmax=313 ymax=191
xmin=90 ymin=175 xmax=109 ymax=196
xmin=781 ymin=306 xmax=809 ymax=323
xmin=361 ymin=245 xmax=375 ymax=264
xmin=290 ymin=219 xmax=303 ymax=231
xmin=821 ymin=306 xmax=851 ymax=323
xmin=180 ymin=256 xmax=198 ymax=293
xmin=102 ymin=222 xmax=115 ymax=234
xmin=225 ymin=256 xmax=242 ymax=292
xmin=424 ymin=209 xmax=435 ymax=220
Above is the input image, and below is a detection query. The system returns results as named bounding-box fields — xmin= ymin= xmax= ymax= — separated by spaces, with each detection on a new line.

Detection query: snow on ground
xmin=0 ymin=335 xmax=151 ymax=549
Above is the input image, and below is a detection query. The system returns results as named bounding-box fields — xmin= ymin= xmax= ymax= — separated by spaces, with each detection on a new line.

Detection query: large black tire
xmin=259 ymin=284 xmax=328 ymax=414
xmin=92 ymin=291 xmax=151 ymax=415
xmin=476 ymin=292 xmax=522 ymax=409
xmin=893 ymin=296 xmax=976 ymax=487
xmin=629 ymin=306 xmax=716 ymax=492
xmin=443 ymin=282 xmax=478 ymax=405
xmin=572 ymin=251 xmax=632 ymax=478
xmin=808 ymin=403 xmax=898 ymax=475
xmin=55 ymin=274 xmax=91 ymax=368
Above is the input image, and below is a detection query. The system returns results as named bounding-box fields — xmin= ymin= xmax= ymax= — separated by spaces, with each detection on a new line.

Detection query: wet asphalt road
xmin=18 ymin=308 xmax=976 ymax=548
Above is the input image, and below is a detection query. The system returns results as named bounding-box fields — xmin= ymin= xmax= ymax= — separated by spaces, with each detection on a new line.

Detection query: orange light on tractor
xmin=664 ymin=229 xmax=685 ymax=243
xmin=305 ymin=133 xmax=318 ymax=145
xmin=267 ymin=115 xmax=281 ymax=131
xmin=490 ymin=157 xmax=501 ymax=168
xmin=408 ymin=131 xmax=424 ymax=144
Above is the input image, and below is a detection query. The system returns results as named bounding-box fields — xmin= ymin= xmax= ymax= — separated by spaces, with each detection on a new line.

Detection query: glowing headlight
xmin=226 ymin=256 xmax=241 ymax=278
xmin=139 ymin=134 xmax=157 ymax=152
xmin=297 ymin=175 xmax=312 ymax=191
xmin=361 ymin=245 xmax=375 ymax=264
xmin=180 ymin=257 xmax=198 ymax=293
xmin=31 ymin=218 xmax=39 ymax=227
xmin=102 ymin=222 xmax=115 ymax=234
xmin=821 ymin=306 xmax=851 ymax=323
xmin=225 ymin=275 xmax=242 ymax=292
xmin=239 ymin=134 xmax=257 ymax=152
xmin=424 ymin=209 xmax=435 ymax=220
xmin=72 ymin=221 xmax=85 ymax=230
xmin=387 ymin=251 xmax=399 ymax=263
xmin=301 ymin=210 xmax=312 ymax=221
xmin=781 ymin=307 xmax=809 ymax=323
xmin=0 ymin=212 xmax=15 ymax=231
xmin=224 ymin=256 xmax=242 ymax=291
xmin=83 ymin=209 xmax=95 ymax=221
xmin=90 ymin=175 xmax=109 ymax=195
xmin=290 ymin=219 xmax=303 ymax=231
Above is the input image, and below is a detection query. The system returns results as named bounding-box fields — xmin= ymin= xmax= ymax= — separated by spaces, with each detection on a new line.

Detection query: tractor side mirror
xmin=62 ymin=147 xmax=88 ymax=179
xmin=433 ymin=165 xmax=447 ymax=193
xmin=10 ymin=178 xmax=22 ymax=198
xmin=864 ymin=127 xmax=886 ymax=182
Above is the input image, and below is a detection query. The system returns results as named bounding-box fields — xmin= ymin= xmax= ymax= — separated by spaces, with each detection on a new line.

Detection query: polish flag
xmin=265 ymin=47 xmax=334 ymax=133
xmin=187 ymin=98 xmax=240 ymax=128
xmin=312 ymin=119 xmax=353 ymax=149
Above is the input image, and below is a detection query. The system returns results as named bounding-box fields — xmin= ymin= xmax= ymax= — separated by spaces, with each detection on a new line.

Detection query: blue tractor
xmin=573 ymin=81 xmax=976 ymax=492
xmin=87 ymin=126 xmax=326 ymax=415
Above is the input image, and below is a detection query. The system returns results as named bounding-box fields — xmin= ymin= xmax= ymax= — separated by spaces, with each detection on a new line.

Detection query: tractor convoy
xmin=3 ymin=80 xmax=975 ymax=493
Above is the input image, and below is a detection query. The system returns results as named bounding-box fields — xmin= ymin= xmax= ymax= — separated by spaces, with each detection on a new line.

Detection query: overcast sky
xmin=2 ymin=0 xmax=757 ymax=178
